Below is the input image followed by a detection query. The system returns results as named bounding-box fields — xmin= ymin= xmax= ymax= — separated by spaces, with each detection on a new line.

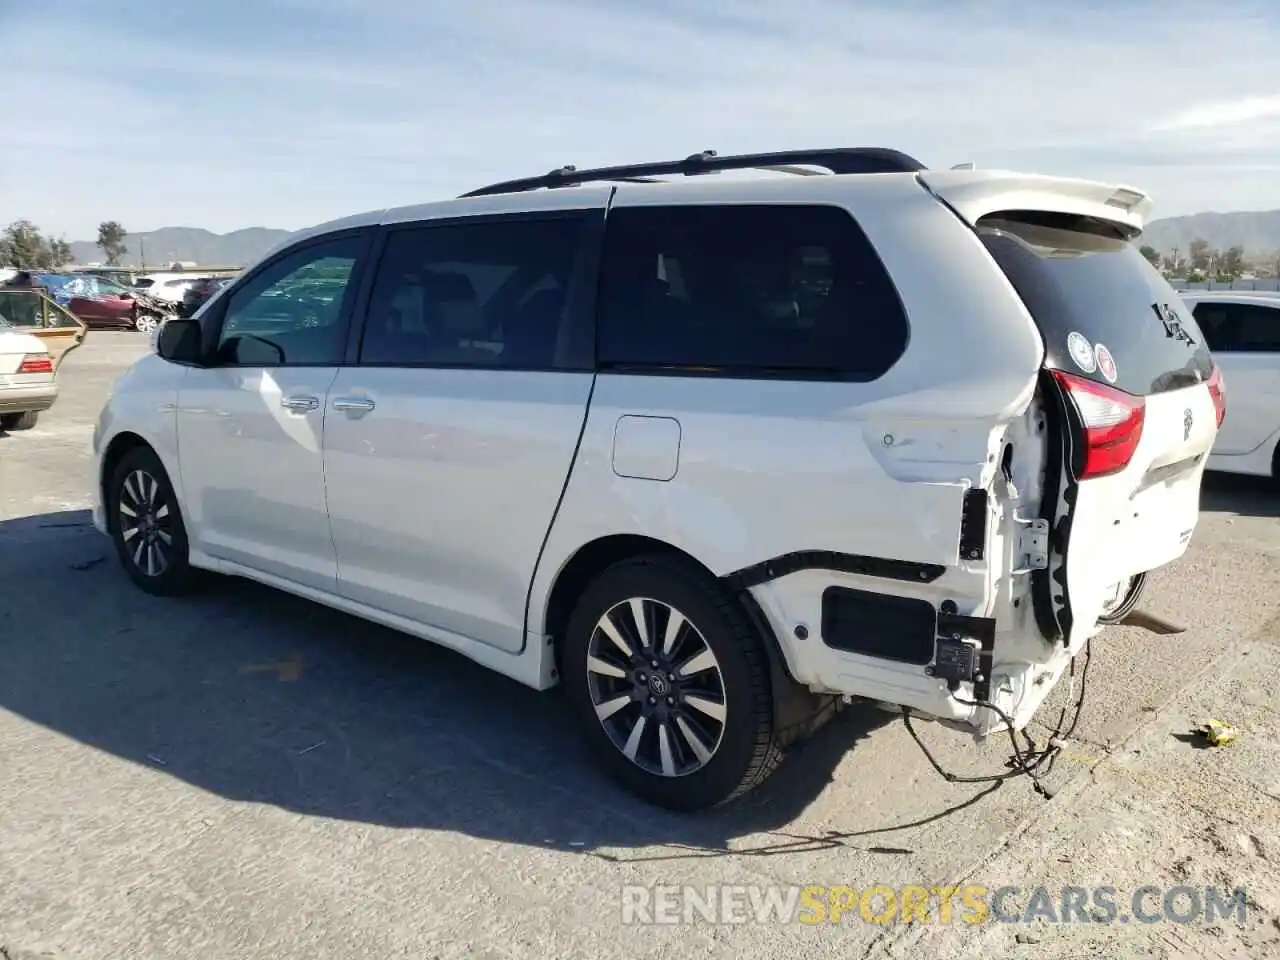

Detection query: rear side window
xmin=979 ymin=213 xmax=1213 ymax=396
xmin=359 ymin=216 xmax=586 ymax=369
xmin=596 ymin=205 xmax=908 ymax=379
xmin=1190 ymin=301 xmax=1280 ymax=353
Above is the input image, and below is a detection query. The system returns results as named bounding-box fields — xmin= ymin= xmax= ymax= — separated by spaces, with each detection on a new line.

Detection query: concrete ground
xmin=1 ymin=332 xmax=1277 ymax=959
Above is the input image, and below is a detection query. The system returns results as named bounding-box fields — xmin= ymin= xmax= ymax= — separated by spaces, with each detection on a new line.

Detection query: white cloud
xmin=2 ymin=0 xmax=1278 ymax=238
xmin=1153 ymin=94 xmax=1280 ymax=131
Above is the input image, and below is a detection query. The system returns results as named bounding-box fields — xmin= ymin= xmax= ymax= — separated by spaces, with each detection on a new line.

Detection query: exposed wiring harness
xmin=902 ymin=640 xmax=1092 ymax=799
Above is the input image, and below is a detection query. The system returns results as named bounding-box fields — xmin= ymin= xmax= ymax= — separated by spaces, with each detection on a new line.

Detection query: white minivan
xmin=91 ymin=148 xmax=1224 ymax=810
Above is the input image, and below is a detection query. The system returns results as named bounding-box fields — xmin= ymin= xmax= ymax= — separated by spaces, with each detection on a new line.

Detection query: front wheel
xmin=560 ymin=555 xmax=781 ymax=810
xmin=108 ymin=446 xmax=199 ymax=595
xmin=134 ymin=312 xmax=161 ymax=334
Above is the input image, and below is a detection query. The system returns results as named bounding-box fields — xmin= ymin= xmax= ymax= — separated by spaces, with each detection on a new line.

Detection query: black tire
xmin=107 ymin=445 xmax=200 ymax=596
xmin=560 ymin=554 xmax=781 ymax=811
xmin=0 ymin=411 xmax=38 ymax=431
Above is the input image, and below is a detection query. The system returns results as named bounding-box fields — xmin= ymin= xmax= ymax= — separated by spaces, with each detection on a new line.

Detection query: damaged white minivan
xmin=92 ymin=148 xmax=1225 ymax=810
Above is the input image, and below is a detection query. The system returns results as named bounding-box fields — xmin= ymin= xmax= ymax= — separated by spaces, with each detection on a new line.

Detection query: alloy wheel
xmin=135 ymin=313 xmax=159 ymax=333
xmin=118 ymin=468 xmax=174 ymax=577
xmin=586 ymin=597 xmax=728 ymax=777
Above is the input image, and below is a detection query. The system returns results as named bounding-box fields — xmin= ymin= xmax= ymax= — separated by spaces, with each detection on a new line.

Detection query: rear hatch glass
xmin=977 ymin=212 xmax=1213 ymax=395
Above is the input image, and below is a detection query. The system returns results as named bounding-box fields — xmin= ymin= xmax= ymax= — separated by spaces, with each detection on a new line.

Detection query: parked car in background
xmin=132 ymin=274 xmax=205 ymax=304
xmin=1180 ymin=290 xmax=1276 ymax=478
xmin=0 ymin=318 xmax=58 ymax=431
xmin=36 ymin=274 xmax=171 ymax=333
xmin=92 ymin=147 xmax=1223 ymax=810
xmin=0 ymin=288 xmax=88 ymax=370
xmin=74 ymin=268 xmax=138 ymax=287
xmin=179 ymin=276 xmax=235 ymax=317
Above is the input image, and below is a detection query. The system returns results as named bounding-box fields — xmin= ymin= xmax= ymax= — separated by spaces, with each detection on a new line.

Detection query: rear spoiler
xmin=916 ymin=170 xmax=1154 ymax=235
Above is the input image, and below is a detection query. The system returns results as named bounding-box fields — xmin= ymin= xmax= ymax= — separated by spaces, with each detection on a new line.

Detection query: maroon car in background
xmin=38 ymin=275 xmax=171 ymax=333
xmin=67 ymin=283 xmax=136 ymax=328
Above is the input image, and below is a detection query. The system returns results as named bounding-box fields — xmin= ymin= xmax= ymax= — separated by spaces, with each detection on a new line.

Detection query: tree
xmin=1139 ymin=245 xmax=1161 ymax=267
xmin=1219 ymin=245 xmax=1246 ymax=280
xmin=97 ymin=220 xmax=128 ymax=265
xmin=48 ymin=237 xmax=73 ymax=268
xmin=0 ymin=219 xmax=48 ymax=269
xmin=0 ymin=220 xmax=74 ymax=270
xmin=1188 ymin=237 xmax=1212 ymax=271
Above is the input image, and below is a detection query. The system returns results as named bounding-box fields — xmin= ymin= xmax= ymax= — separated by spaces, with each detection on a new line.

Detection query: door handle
xmin=280 ymin=395 xmax=320 ymax=412
xmin=332 ymin=397 xmax=376 ymax=413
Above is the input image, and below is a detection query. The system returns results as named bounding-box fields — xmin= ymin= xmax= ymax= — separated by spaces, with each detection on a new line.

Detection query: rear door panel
xmin=327 ymin=206 xmax=606 ymax=654
xmin=971 ymin=207 xmax=1217 ymax=644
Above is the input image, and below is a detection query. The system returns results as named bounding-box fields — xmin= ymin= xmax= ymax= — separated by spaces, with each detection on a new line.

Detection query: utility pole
xmin=139 ymin=238 xmax=146 ymax=270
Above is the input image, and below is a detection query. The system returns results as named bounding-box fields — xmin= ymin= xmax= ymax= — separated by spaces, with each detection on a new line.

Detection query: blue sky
xmin=3 ymin=0 xmax=1279 ymax=239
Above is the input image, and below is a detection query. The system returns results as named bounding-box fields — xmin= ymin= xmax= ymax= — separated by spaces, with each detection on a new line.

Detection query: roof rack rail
xmin=458 ymin=147 xmax=926 ymax=198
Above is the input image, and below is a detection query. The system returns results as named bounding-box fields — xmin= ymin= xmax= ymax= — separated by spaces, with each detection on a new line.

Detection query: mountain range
xmin=69 ymin=208 xmax=1280 ymax=269
xmin=1138 ymin=209 xmax=1280 ymax=258
xmin=68 ymin=227 xmax=293 ymax=269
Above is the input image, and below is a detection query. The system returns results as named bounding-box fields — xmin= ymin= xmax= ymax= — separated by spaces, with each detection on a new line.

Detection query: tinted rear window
xmin=979 ymin=212 xmax=1213 ymax=396
xmin=597 ymin=204 xmax=908 ymax=379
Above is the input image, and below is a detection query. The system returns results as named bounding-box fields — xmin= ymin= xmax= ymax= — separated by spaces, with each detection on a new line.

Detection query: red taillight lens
xmin=1051 ymin=370 xmax=1146 ymax=480
xmin=1206 ymin=365 xmax=1226 ymax=428
xmin=17 ymin=354 xmax=53 ymax=375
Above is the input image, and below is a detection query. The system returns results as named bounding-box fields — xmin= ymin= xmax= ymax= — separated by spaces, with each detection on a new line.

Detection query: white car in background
xmin=0 ymin=319 xmax=57 ymax=431
xmin=1180 ymin=290 xmax=1278 ymax=479
xmin=133 ymin=274 xmax=205 ymax=304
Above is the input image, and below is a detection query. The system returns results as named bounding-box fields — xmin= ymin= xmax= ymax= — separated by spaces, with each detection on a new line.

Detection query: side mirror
xmin=156 ymin=316 xmax=204 ymax=364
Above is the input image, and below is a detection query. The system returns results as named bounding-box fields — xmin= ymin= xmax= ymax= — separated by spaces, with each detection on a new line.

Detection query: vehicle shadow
xmin=0 ymin=508 xmax=945 ymax=858
xmin=1200 ymin=471 xmax=1280 ymax=519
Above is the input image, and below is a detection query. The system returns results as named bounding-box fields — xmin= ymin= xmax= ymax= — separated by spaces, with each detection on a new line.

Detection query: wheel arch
xmin=99 ymin=431 xmax=155 ymax=531
xmin=540 ymin=533 xmax=803 ymax=694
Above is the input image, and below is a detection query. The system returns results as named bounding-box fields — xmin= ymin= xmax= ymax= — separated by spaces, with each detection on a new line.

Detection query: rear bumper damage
xmin=745 ymin=569 xmax=1183 ymax=739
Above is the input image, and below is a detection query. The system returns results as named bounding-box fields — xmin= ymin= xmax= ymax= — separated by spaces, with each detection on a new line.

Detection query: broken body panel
xmin=594 ymin=171 xmax=1219 ymax=738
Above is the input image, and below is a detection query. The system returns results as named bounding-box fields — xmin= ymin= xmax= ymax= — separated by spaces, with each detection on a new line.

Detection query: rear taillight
xmin=1206 ymin=365 xmax=1226 ymax=428
xmin=1051 ymin=370 xmax=1146 ymax=480
xmin=17 ymin=354 xmax=53 ymax=375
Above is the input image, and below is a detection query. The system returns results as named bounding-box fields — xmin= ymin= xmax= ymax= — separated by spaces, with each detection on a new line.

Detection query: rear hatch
xmin=920 ymin=171 xmax=1224 ymax=647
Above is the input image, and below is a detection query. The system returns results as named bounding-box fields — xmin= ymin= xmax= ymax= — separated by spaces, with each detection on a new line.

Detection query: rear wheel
xmin=108 ymin=446 xmax=199 ymax=595
xmin=560 ymin=555 xmax=780 ymax=810
xmin=0 ymin=411 xmax=38 ymax=431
